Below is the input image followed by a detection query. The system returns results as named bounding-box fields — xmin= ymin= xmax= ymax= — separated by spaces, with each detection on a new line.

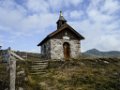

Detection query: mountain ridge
xmin=84 ymin=48 xmax=120 ymax=58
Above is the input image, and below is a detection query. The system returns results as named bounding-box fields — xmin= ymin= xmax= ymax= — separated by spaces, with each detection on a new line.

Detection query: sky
xmin=0 ymin=0 xmax=120 ymax=52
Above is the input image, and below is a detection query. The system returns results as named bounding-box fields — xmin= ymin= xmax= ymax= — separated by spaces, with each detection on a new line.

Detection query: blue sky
xmin=0 ymin=0 xmax=120 ymax=52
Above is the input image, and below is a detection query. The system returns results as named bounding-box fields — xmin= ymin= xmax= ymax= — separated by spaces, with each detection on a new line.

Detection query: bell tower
xmin=56 ymin=11 xmax=67 ymax=29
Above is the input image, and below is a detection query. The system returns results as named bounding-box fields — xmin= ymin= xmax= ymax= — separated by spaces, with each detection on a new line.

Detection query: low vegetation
xmin=0 ymin=51 xmax=120 ymax=90
xmin=0 ymin=54 xmax=9 ymax=90
xmin=27 ymin=58 xmax=120 ymax=90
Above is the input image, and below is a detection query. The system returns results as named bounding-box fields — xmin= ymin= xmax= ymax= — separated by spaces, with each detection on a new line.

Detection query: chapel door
xmin=63 ymin=42 xmax=70 ymax=59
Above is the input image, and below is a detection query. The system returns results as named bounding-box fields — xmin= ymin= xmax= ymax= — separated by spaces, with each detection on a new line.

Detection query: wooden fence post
xmin=4 ymin=47 xmax=24 ymax=90
xmin=9 ymin=59 xmax=16 ymax=90
xmin=8 ymin=47 xmax=16 ymax=90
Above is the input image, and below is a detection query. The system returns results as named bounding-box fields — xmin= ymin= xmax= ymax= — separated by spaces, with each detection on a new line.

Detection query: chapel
xmin=37 ymin=11 xmax=84 ymax=59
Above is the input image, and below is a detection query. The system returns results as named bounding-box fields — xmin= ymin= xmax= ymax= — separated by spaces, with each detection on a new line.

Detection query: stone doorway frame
xmin=63 ymin=42 xmax=70 ymax=59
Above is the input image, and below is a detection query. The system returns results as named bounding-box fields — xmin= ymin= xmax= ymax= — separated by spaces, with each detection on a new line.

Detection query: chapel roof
xmin=37 ymin=23 xmax=84 ymax=46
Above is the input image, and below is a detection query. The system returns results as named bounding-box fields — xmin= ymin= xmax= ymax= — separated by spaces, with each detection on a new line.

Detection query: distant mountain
xmin=84 ymin=48 xmax=120 ymax=58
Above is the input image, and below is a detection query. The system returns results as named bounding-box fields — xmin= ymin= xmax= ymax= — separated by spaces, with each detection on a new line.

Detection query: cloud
xmin=68 ymin=0 xmax=120 ymax=51
xmin=25 ymin=0 xmax=49 ymax=13
xmin=101 ymin=0 xmax=120 ymax=14
xmin=0 ymin=35 xmax=4 ymax=47
xmin=0 ymin=25 xmax=11 ymax=32
xmin=0 ymin=0 xmax=60 ymax=51
xmin=69 ymin=10 xmax=83 ymax=19
xmin=0 ymin=0 xmax=83 ymax=37
xmin=0 ymin=0 xmax=120 ymax=52
xmin=64 ymin=0 xmax=83 ymax=7
xmin=97 ymin=35 xmax=120 ymax=51
xmin=16 ymin=13 xmax=58 ymax=36
xmin=0 ymin=0 xmax=58 ymax=36
xmin=47 ymin=0 xmax=83 ymax=11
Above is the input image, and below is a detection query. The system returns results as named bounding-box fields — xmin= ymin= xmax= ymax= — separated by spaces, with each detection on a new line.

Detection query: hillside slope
xmin=0 ymin=50 xmax=120 ymax=90
xmin=27 ymin=58 xmax=120 ymax=90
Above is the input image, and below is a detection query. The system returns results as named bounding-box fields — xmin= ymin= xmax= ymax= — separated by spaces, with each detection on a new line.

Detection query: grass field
xmin=27 ymin=58 xmax=120 ymax=90
xmin=0 ymin=51 xmax=120 ymax=90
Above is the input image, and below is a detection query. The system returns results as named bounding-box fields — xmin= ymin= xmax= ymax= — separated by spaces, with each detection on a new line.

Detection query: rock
xmin=17 ymin=71 xmax=25 ymax=75
xmin=24 ymin=77 xmax=28 ymax=81
xmin=103 ymin=61 xmax=109 ymax=64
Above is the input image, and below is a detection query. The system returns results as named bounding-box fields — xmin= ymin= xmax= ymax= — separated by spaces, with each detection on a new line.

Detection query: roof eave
xmin=37 ymin=36 xmax=50 ymax=46
xmin=81 ymin=37 xmax=85 ymax=40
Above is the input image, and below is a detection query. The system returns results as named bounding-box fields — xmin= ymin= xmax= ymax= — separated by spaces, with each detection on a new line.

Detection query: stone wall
xmin=70 ymin=40 xmax=80 ymax=58
xmin=50 ymin=39 xmax=63 ymax=59
xmin=41 ymin=40 xmax=51 ymax=59
xmin=50 ymin=39 xmax=80 ymax=59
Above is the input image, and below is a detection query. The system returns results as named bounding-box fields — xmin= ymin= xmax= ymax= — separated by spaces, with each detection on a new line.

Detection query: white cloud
xmin=0 ymin=35 xmax=4 ymax=47
xmin=94 ymin=35 xmax=120 ymax=51
xmin=101 ymin=0 xmax=120 ymax=14
xmin=0 ymin=25 xmax=11 ymax=32
xmin=68 ymin=0 xmax=120 ymax=51
xmin=0 ymin=0 xmax=58 ymax=37
xmin=48 ymin=0 xmax=83 ymax=11
xmin=70 ymin=10 xmax=83 ymax=19
xmin=64 ymin=0 xmax=83 ymax=6
xmin=87 ymin=9 xmax=113 ymax=23
xmin=0 ymin=0 xmax=120 ymax=52
xmin=18 ymin=13 xmax=58 ymax=35
xmin=25 ymin=0 xmax=49 ymax=13
xmin=0 ymin=7 xmax=24 ymax=27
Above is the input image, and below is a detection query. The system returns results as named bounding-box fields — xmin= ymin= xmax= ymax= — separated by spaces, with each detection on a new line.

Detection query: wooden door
xmin=63 ymin=42 xmax=70 ymax=59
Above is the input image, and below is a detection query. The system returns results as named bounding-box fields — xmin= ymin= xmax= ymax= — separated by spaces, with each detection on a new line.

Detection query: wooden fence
xmin=2 ymin=47 xmax=25 ymax=90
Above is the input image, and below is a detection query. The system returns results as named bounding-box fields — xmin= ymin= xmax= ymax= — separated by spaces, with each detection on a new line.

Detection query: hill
xmin=84 ymin=49 xmax=120 ymax=58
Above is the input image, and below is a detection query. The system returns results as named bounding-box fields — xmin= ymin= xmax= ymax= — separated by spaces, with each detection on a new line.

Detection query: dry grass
xmin=28 ymin=58 xmax=120 ymax=90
